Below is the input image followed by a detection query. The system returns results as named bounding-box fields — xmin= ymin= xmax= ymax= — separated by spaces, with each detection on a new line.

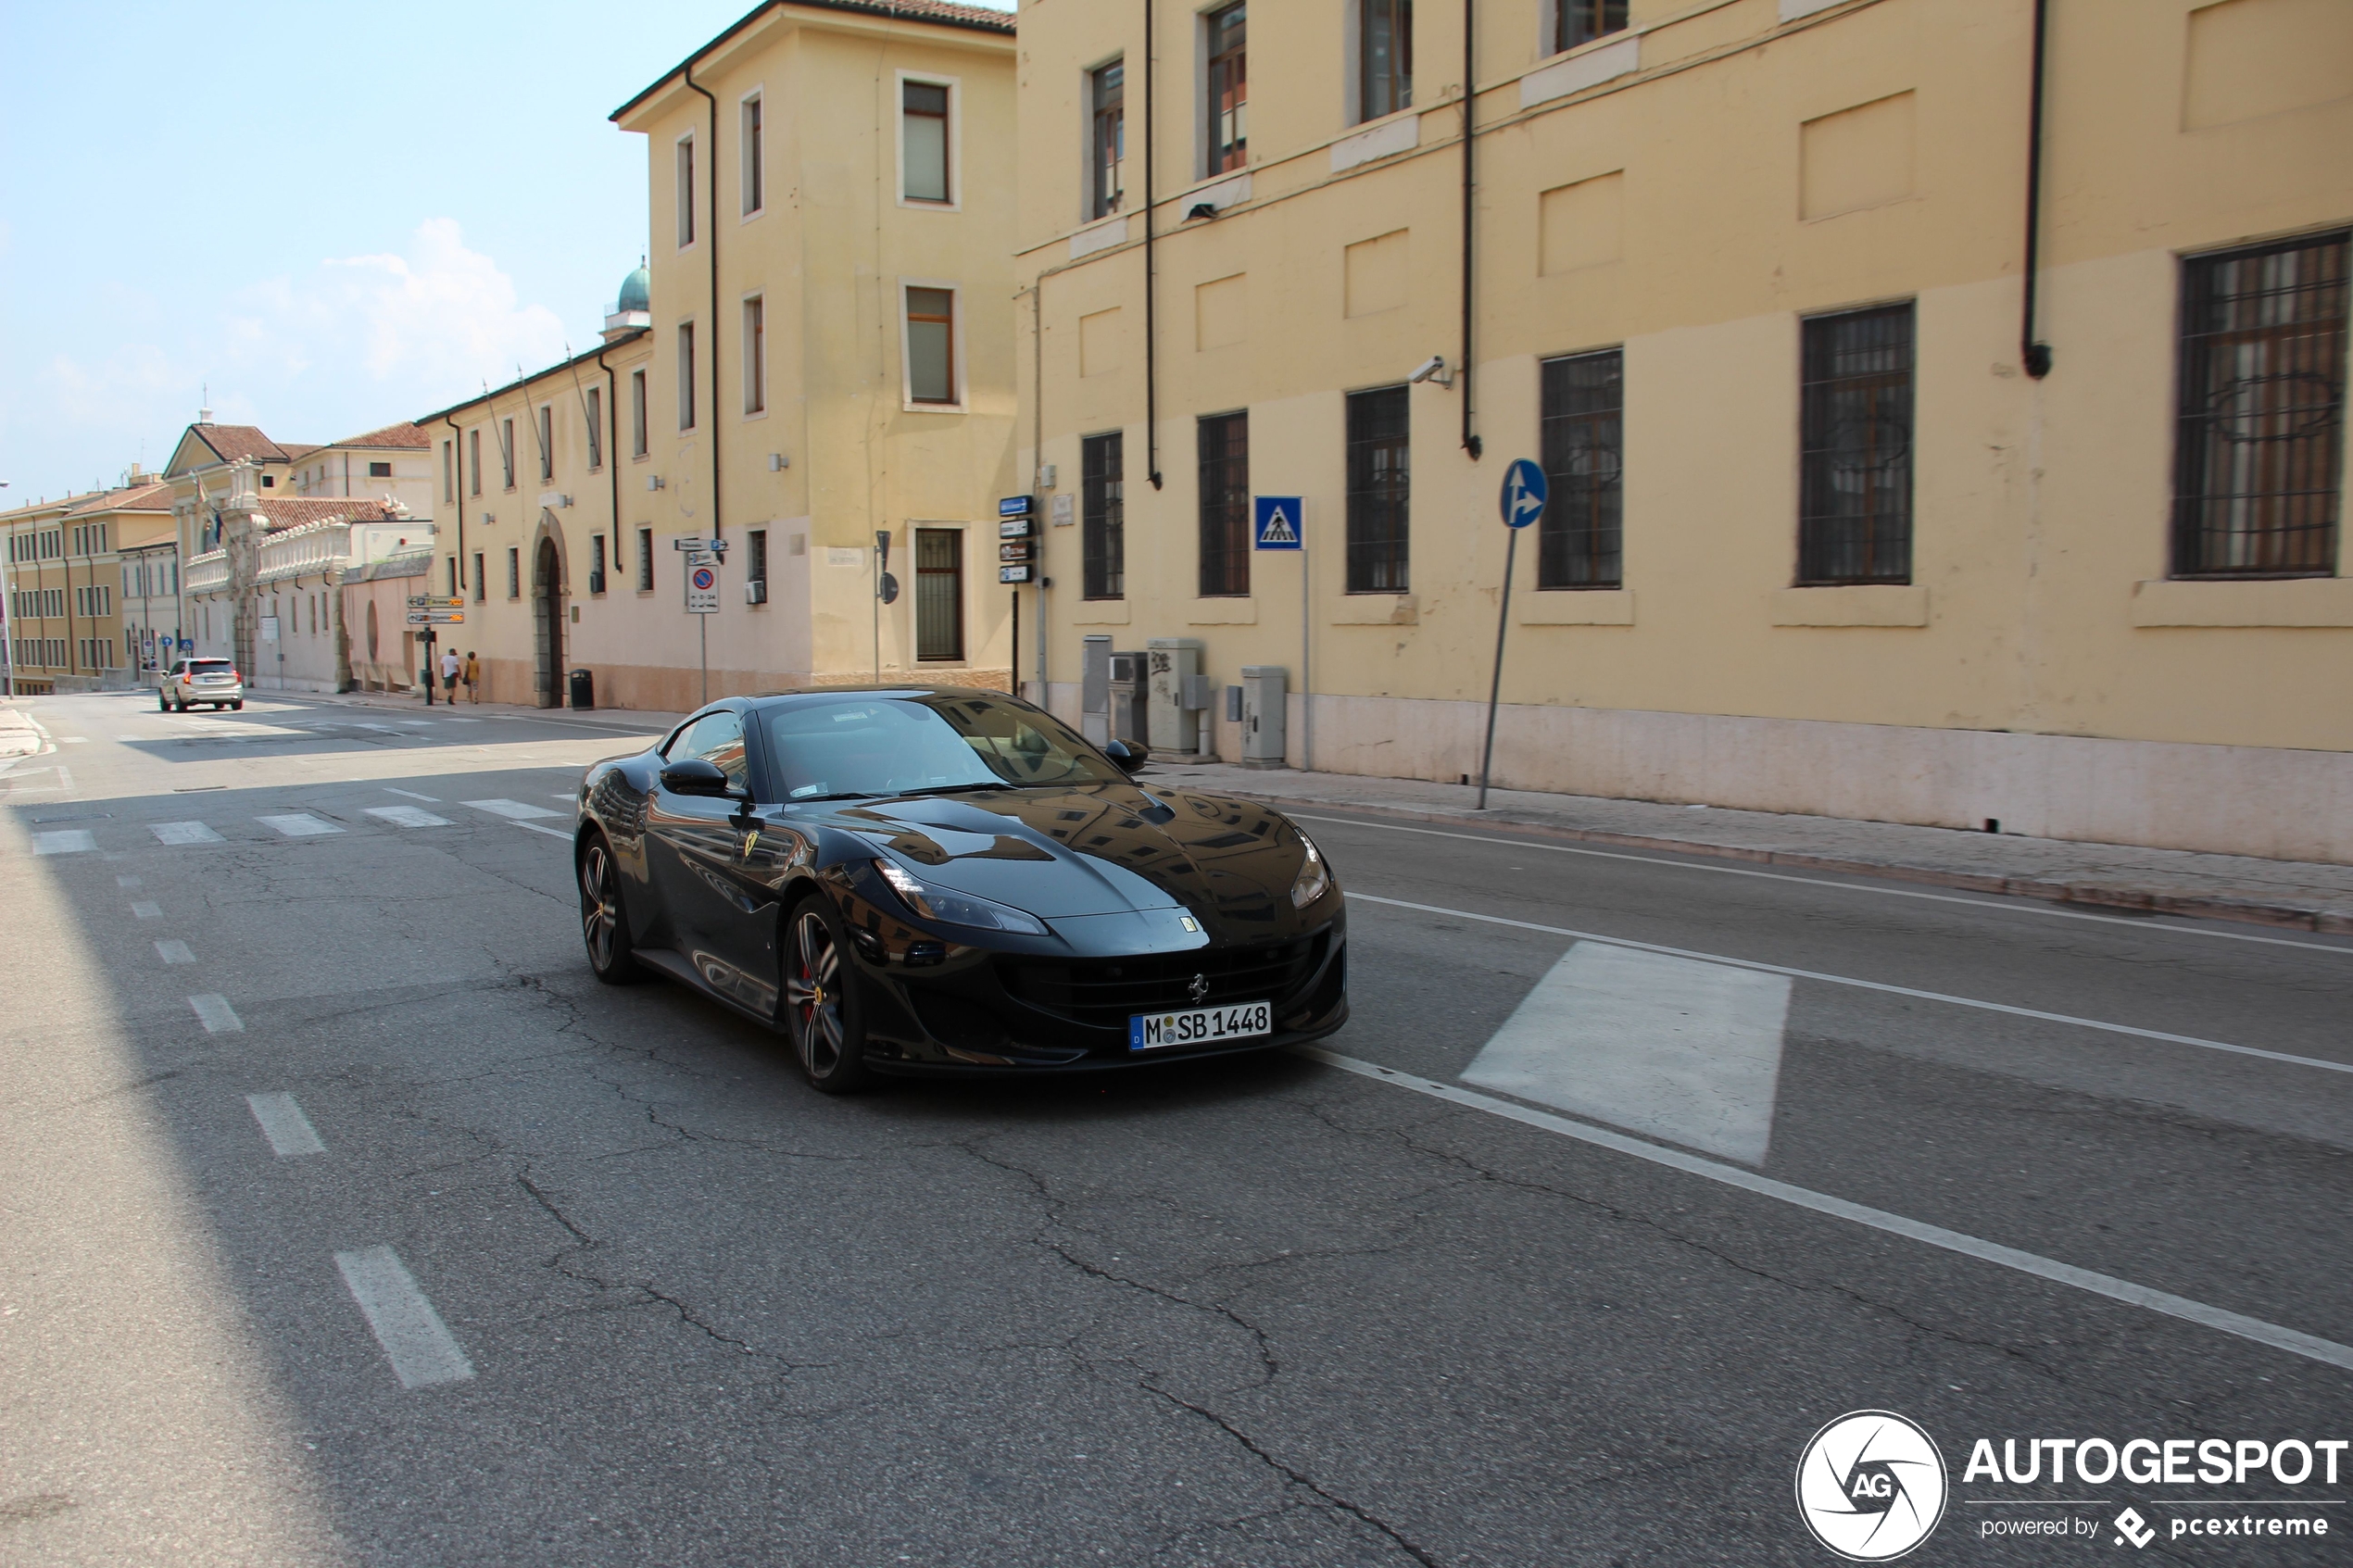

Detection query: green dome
xmin=617 ymin=263 xmax=651 ymax=314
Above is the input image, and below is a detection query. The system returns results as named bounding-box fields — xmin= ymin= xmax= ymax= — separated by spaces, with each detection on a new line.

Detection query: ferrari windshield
xmin=763 ymin=693 xmax=1126 ymax=800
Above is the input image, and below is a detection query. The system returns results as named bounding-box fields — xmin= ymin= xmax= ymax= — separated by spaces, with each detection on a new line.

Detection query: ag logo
xmin=1795 ymin=1411 xmax=1948 ymax=1561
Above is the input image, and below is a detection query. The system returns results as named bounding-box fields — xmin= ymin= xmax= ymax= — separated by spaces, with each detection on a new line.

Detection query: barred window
xmin=1197 ymin=412 xmax=1251 ymax=597
xmin=1082 ymin=431 xmax=1125 ymax=599
xmin=915 ymin=529 xmax=964 ymax=660
xmin=1345 ymin=385 xmax=1410 ymax=593
xmin=2172 ymin=231 xmax=2347 ymax=578
xmin=1539 ymin=348 xmax=1623 ymax=589
xmin=1798 ymin=303 xmax=1914 ymax=585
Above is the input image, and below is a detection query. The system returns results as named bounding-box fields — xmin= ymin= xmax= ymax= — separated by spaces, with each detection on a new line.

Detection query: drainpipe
xmin=685 ymin=63 xmax=725 ymax=537
xmin=1143 ymin=0 xmax=1163 ymax=488
xmin=2020 ymin=0 xmax=2053 ymax=379
xmin=442 ymin=412 xmax=466 ymax=605
xmin=596 ymin=344 xmax=623 ymax=583
xmin=1459 ymin=0 xmax=1481 ymax=458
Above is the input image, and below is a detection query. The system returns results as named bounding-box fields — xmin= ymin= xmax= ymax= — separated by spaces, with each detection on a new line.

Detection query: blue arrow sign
xmin=1501 ymin=459 xmax=1547 ymax=529
xmin=1252 ymin=495 xmax=1303 ymax=549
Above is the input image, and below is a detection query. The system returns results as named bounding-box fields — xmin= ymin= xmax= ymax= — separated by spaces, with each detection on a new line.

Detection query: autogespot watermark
xmin=1797 ymin=1413 xmax=2347 ymax=1557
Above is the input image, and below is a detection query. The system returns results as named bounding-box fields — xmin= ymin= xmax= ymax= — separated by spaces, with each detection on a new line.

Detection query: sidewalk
xmin=294 ymin=687 xmax=686 ymax=738
xmin=252 ymin=690 xmax=2353 ymax=935
xmin=1149 ymin=759 xmax=2353 ymax=935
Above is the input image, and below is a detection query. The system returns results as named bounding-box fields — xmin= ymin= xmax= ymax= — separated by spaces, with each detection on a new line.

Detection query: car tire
xmin=577 ymin=832 xmax=645 ymax=985
xmin=784 ymin=892 xmax=875 ymax=1094
xmin=231 ymin=700 xmax=244 ymax=710
xmin=157 ymin=690 xmax=169 ymax=710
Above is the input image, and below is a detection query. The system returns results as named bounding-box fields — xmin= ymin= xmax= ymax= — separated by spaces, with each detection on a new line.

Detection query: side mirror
xmin=660 ymin=757 xmax=739 ymax=797
xmin=1102 ymin=738 xmax=1151 ymax=772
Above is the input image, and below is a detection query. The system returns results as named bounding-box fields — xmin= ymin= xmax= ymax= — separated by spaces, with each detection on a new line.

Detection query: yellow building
xmin=577 ymin=0 xmax=1023 ymax=709
xmin=2 ymin=474 xmax=176 ymax=692
xmin=1013 ymin=0 xmax=2353 ymax=862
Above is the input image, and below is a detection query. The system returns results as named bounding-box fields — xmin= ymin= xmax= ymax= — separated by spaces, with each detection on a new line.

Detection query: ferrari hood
xmin=810 ymin=783 xmax=1316 ymax=941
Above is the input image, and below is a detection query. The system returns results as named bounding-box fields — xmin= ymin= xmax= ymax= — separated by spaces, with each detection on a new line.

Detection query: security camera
xmin=1407 ymin=354 xmax=1453 ymax=388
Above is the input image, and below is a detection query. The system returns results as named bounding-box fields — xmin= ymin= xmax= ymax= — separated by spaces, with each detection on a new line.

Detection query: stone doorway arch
xmin=532 ymin=512 xmax=569 ymax=708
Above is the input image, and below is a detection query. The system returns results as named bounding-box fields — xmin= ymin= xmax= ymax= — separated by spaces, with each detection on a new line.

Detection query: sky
xmin=0 ymin=0 xmax=1013 ymax=506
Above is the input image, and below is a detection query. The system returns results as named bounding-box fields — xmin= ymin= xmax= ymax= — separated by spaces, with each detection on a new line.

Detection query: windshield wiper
xmin=783 ymin=791 xmax=880 ymax=804
xmin=894 ymin=782 xmax=1010 ymax=797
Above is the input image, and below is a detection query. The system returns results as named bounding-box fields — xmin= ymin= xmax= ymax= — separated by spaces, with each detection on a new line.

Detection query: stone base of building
xmin=1044 ymin=684 xmax=2351 ymax=866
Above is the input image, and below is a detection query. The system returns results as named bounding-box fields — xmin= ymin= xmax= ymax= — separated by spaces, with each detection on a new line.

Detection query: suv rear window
xmin=188 ymin=659 xmax=233 ymax=671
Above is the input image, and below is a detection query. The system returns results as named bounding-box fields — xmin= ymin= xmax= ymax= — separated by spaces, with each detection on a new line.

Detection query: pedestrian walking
xmin=440 ymin=647 xmax=460 ymax=703
xmin=462 ymin=651 xmax=482 ymax=704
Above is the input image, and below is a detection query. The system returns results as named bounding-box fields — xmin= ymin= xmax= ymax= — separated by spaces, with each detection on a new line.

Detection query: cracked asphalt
xmin=3 ymin=689 xmax=2349 ymax=1566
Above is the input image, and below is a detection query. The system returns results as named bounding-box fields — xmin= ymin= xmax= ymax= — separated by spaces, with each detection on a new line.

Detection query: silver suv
xmin=160 ymin=657 xmax=245 ymax=711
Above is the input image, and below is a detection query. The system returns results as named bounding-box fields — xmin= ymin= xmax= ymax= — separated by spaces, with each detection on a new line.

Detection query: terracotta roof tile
xmin=240 ymin=497 xmax=398 ymax=530
xmin=328 ymin=420 xmax=432 ymax=451
xmin=193 ymin=424 xmax=291 ymax=464
xmin=65 ymin=482 xmax=176 ymax=516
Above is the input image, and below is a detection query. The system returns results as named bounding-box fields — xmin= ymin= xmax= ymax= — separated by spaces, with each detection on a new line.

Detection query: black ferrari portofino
xmin=572 ymin=687 xmax=1348 ymax=1090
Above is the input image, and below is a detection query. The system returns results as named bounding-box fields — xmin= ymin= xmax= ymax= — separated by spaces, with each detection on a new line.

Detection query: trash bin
xmin=568 ymin=668 xmax=595 ymax=710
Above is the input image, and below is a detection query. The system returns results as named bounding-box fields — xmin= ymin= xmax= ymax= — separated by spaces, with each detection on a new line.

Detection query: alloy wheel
xmin=786 ymin=910 xmax=846 ymax=1078
xmin=580 ymin=842 xmax=619 ymax=970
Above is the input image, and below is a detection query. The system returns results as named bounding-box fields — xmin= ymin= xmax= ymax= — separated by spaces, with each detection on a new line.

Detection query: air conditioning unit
xmin=745 ymin=579 xmax=768 ymax=605
xmin=587 ymin=569 xmax=606 ymax=595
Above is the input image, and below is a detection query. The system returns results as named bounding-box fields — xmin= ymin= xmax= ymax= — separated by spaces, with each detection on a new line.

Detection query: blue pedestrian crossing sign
xmin=1501 ymin=458 xmax=1547 ymax=529
xmin=1252 ymin=495 xmax=1304 ymax=549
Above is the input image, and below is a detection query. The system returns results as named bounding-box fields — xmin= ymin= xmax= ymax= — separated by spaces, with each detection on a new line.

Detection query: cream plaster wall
xmin=1013 ymin=0 xmax=2353 ymax=859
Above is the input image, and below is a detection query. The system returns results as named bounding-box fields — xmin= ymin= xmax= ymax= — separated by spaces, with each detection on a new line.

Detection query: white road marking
xmin=113 ymin=734 xmax=145 ymax=742
xmin=1348 ymin=893 xmax=2353 ymax=1077
xmin=365 ymin=806 xmax=451 ymax=829
xmin=397 ymin=720 xmax=432 ymax=726
xmin=258 ymin=814 xmax=343 ymax=837
xmin=354 ymin=722 xmax=401 ymax=733
xmin=188 ymin=994 xmax=244 ymax=1033
xmin=549 ymin=794 xmax=574 ymax=801
xmin=510 ymin=821 xmax=572 ymax=840
xmin=59 ymin=736 xmax=88 ymax=744
xmin=384 ymin=787 xmax=441 ymax=802
xmin=245 ymin=1092 xmax=325 ymax=1158
xmin=131 ymin=901 xmax=162 ymax=919
xmin=1300 ymin=1045 xmax=2353 ymax=1374
xmin=151 ymin=821 xmax=225 ymax=845
xmin=463 ymin=798 xmax=560 ymax=820
xmin=1464 ymin=943 xmax=1791 ymax=1165
xmin=1297 ymin=813 xmax=2353 ymax=956
xmin=333 ymin=1246 xmax=475 ymax=1389
xmin=446 ymin=717 xmax=481 ymax=722
xmin=31 ymin=830 xmax=94 ymax=855
xmin=116 ymin=874 xmax=142 ymax=887
xmin=155 ymin=940 xmax=195 ymax=965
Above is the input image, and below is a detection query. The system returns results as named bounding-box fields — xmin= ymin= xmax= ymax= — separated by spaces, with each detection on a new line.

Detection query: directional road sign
xmin=405 ymin=611 xmax=465 ymax=625
xmin=407 ymin=596 xmax=463 ymax=608
xmin=1252 ymin=495 xmax=1303 ymax=549
xmin=1500 ymin=458 xmax=1548 ymax=530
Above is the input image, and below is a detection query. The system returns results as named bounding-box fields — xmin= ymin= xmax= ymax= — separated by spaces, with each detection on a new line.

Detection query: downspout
xmin=442 ymin=412 xmax=465 ymax=604
xmin=596 ymin=345 xmax=623 ymax=582
xmin=1143 ymin=0 xmax=1163 ymax=488
xmin=2020 ymin=0 xmax=2052 ymax=379
xmin=685 ymin=63 xmax=725 ymax=536
xmin=1459 ymin=0 xmax=1481 ymax=458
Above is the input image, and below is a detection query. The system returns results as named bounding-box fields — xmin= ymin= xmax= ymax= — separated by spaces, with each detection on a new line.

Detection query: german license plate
xmin=1129 ymin=999 xmax=1272 ymax=1051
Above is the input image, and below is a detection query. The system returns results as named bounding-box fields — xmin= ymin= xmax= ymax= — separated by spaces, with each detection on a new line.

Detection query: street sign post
xmin=685 ymin=558 xmax=720 ymax=706
xmin=1477 ymin=459 xmax=1549 ymax=809
xmin=1253 ymin=497 xmax=1309 ymax=768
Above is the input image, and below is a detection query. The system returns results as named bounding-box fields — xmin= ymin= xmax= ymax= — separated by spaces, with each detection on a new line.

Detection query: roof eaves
xmin=610 ymin=0 xmax=1012 ymax=123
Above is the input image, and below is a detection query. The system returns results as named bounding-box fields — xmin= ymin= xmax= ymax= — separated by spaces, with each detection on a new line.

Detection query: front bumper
xmin=854 ymin=921 xmax=1350 ymax=1076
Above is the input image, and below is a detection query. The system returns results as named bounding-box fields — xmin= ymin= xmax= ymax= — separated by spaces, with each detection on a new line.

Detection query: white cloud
xmin=230 ymin=219 xmax=569 ymax=396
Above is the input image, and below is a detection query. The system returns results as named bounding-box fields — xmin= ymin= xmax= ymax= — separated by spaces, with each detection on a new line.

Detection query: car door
xmin=645 ymin=709 xmax=779 ymax=1011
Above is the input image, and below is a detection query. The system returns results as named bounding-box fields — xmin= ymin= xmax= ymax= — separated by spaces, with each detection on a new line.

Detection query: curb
xmin=1164 ymin=781 xmax=2353 ymax=937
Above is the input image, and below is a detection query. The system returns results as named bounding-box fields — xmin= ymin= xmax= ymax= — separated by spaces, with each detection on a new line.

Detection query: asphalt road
xmin=3 ymin=687 xmax=2348 ymax=1567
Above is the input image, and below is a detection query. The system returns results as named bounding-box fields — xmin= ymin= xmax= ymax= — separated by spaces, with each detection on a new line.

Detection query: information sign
xmin=1252 ymin=496 xmax=1303 ymax=550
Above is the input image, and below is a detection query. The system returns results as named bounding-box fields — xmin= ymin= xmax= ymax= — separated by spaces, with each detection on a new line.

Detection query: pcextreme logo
xmin=1796 ymin=1411 xmax=1951 ymax=1562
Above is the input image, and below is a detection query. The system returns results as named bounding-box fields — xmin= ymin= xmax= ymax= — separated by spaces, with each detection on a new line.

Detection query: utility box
xmin=1080 ymin=635 xmax=1113 ymax=746
xmin=1145 ymin=637 xmax=1204 ymax=755
xmin=1239 ymin=666 xmax=1288 ymax=768
xmin=1107 ymin=650 xmax=1149 ymax=746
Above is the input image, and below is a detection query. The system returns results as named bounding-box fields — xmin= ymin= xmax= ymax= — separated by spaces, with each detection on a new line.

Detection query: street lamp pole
xmin=0 ymin=482 xmax=16 ymax=699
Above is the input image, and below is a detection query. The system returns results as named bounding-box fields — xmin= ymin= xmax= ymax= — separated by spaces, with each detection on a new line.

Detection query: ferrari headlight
xmin=1290 ymin=833 xmax=1332 ymax=909
xmin=873 ymin=859 xmax=1049 ymax=935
